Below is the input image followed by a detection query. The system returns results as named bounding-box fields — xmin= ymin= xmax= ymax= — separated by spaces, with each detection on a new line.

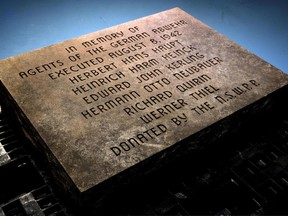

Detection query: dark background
xmin=0 ymin=0 xmax=288 ymax=74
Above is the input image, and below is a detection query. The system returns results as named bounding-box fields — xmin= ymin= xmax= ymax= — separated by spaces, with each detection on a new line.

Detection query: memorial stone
xmin=0 ymin=8 xmax=287 ymax=207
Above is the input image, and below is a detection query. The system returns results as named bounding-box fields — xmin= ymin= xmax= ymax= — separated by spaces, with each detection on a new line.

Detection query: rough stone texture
xmin=0 ymin=8 xmax=288 ymax=199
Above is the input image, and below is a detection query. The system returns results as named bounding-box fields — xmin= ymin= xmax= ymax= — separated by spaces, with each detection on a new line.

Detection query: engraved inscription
xmin=0 ymin=8 xmax=287 ymax=195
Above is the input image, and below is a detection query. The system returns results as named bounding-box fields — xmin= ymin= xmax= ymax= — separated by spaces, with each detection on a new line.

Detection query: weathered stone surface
xmin=0 ymin=8 xmax=287 ymax=198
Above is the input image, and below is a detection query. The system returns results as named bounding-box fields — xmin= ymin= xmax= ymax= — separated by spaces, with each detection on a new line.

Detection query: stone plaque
xmin=0 ymin=8 xmax=287 ymax=201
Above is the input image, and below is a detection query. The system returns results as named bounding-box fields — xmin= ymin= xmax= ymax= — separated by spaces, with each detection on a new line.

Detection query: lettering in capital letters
xmin=110 ymin=124 xmax=167 ymax=156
